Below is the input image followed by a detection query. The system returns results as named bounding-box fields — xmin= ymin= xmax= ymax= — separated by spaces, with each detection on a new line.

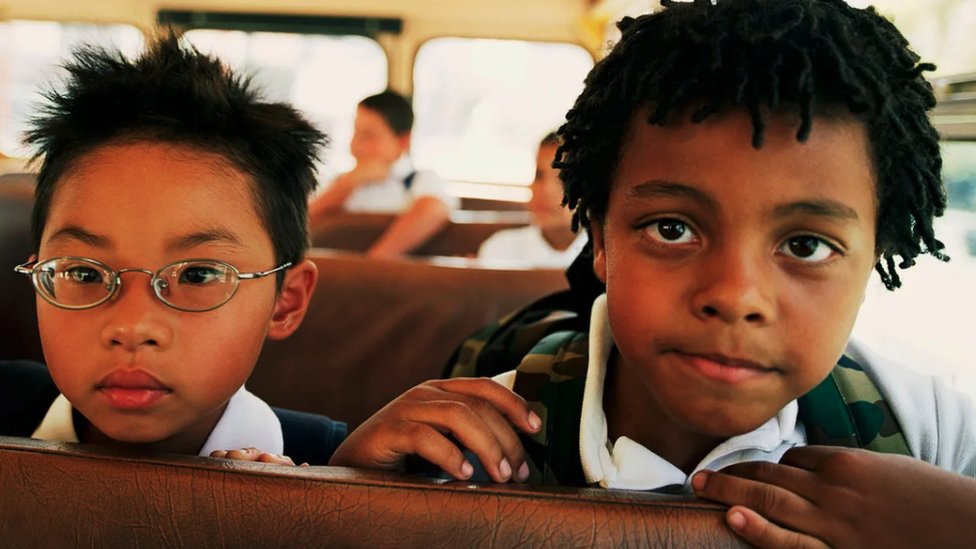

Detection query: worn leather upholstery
xmin=0 ymin=437 xmax=747 ymax=548
xmin=251 ymin=250 xmax=567 ymax=427
xmin=311 ymin=211 xmax=530 ymax=256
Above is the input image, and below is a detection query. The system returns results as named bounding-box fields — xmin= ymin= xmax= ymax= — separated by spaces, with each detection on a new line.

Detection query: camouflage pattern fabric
xmin=447 ymin=294 xmax=912 ymax=486
xmin=511 ymin=330 xmax=589 ymax=485
xmin=798 ymin=354 xmax=912 ymax=454
xmin=446 ymin=290 xmax=583 ymax=379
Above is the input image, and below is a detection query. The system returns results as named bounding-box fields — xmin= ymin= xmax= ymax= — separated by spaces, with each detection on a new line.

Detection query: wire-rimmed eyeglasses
xmin=15 ymin=256 xmax=292 ymax=312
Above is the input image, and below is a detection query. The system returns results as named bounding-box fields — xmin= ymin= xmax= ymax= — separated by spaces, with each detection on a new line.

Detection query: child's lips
xmin=672 ymin=351 xmax=779 ymax=384
xmin=95 ymin=370 xmax=172 ymax=409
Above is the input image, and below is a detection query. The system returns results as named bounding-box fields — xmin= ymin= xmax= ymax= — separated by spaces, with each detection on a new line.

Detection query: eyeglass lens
xmin=32 ymin=258 xmax=239 ymax=311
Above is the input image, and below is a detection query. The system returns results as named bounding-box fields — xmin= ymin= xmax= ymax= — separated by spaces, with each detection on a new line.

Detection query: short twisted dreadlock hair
xmin=26 ymin=33 xmax=327 ymax=284
xmin=556 ymin=0 xmax=947 ymax=289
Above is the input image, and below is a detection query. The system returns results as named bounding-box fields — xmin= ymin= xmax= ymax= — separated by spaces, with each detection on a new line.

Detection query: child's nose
xmin=99 ymin=273 xmax=173 ymax=351
xmin=690 ymin=251 xmax=776 ymax=325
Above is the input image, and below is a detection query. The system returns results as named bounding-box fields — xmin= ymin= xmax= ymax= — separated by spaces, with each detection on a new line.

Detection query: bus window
xmin=411 ymin=38 xmax=593 ymax=201
xmin=850 ymin=0 xmax=976 ymax=76
xmin=0 ymin=21 xmax=143 ymax=158
xmin=852 ymin=139 xmax=976 ymax=401
xmin=182 ymin=30 xmax=387 ymax=179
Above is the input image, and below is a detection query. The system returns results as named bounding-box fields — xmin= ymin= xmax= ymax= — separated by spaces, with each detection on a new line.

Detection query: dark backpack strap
xmin=444 ymin=244 xmax=602 ymax=380
xmin=563 ymin=242 xmax=604 ymax=318
xmin=444 ymin=289 xmax=583 ymax=379
xmin=403 ymin=171 xmax=417 ymax=190
xmin=798 ymin=355 xmax=911 ymax=455
xmin=0 ymin=360 xmax=59 ymax=437
xmin=272 ymin=407 xmax=348 ymax=466
xmin=512 ymin=330 xmax=589 ymax=486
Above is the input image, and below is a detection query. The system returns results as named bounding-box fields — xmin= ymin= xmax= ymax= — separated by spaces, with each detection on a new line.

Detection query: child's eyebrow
xmin=627 ymin=181 xmax=718 ymax=213
xmin=45 ymin=226 xmax=111 ymax=248
xmin=772 ymin=200 xmax=861 ymax=223
xmin=626 ymin=182 xmax=861 ymax=225
xmin=165 ymin=229 xmax=246 ymax=252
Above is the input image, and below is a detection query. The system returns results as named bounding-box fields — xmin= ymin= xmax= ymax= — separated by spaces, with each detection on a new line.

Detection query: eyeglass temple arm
xmin=14 ymin=261 xmax=37 ymax=275
xmin=237 ymin=261 xmax=293 ymax=280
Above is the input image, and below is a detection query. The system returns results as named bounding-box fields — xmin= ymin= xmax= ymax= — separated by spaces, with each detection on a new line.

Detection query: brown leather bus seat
xmin=0 ymin=436 xmax=748 ymax=548
xmin=250 ymin=250 xmax=568 ymax=427
xmin=459 ymin=196 xmax=528 ymax=211
xmin=311 ymin=210 xmax=531 ymax=257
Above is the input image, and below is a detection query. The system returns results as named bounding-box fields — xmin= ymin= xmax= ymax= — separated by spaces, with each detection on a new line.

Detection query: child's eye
xmin=64 ymin=266 xmax=103 ymax=284
xmin=779 ymin=236 xmax=837 ymax=262
xmin=644 ymin=218 xmax=698 ymax=244
xmin=179 ymin=266 xmax=223 ymax=285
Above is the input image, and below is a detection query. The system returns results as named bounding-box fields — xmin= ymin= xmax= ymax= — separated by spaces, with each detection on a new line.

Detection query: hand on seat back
xmin=693 ymin=445 xmax=976 ymax=548
xmin=210 ymin=447 xmax=307 ymax=467
xmin=328 ymin=377 xmax=541 ymax=483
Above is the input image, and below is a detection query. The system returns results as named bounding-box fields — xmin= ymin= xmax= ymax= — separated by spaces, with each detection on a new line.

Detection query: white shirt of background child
xmin=340 ymin=156 xmax=457 ymax=213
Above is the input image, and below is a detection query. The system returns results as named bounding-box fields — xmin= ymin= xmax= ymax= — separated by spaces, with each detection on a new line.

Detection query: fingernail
xmin=728 ymin=510 xmax=746 ymax=530
xmin=460 ymin=461 xmax=474 ymax=479
xmin=517 ymin=462 xmax=529 ymax=482
xmin=528 ymin=411 xmax=542 ymax=431
xmin=691 ymin=471 xmax=708 ymax=491
xmin=499 ymin=458 xmax=512 ymax=480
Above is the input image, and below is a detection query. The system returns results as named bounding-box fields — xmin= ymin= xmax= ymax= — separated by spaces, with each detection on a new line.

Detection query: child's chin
xmin=685 ymin=410 xmax=775 ymax=439
xmin=94 ymin=420 xmax=177 ymax=446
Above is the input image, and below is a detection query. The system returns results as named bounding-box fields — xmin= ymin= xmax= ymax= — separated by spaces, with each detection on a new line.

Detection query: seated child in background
xmin=307 ymin=90 xmax=457 ymax=258
xmin=330 ymin=0 xmax=976 ymax=545
xmin=0 ymin=33 xmax=345 ymax=466
xmin=477 ymin=132 xmax=586 ymax=268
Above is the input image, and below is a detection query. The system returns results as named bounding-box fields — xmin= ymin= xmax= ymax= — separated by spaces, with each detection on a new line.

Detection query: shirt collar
xmin=198 ymin=387 xmax=283 ymax=457
xmin=578 ymin=294 xmax=804 ymax=491
xmin=32 ymin=387 xmax=283 ymax=457
xmin=32 ymin=394 xmax=79 ymax=443
xmin=390 ymin=155 xmax=414 ymax=179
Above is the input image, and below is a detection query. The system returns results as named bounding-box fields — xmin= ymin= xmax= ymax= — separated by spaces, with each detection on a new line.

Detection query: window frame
xmin=409 ymin=35 xmax=595 ymax=201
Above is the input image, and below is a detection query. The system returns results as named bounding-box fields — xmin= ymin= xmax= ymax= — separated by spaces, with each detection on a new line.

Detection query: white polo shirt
xmin=31 ymin=386 xmax=283 ymax=457
xmin=478 ymin=226 xmax=587 ymax=269
xmin=339 ymin=156 xmax=458 ymax=213
xmin=495 ymin=294 xmax=976 ymax=490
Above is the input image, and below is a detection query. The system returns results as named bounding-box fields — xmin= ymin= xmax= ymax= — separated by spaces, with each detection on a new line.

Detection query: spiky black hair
xmin=25 ymin=32 xmax=327 ymax=281
xmin=557 ymin=0 xmax=947 ymax=289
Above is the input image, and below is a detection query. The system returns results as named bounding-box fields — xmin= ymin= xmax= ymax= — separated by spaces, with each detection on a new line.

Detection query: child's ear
xmin=589 ymin=218 xmax=608 ymax=284
xmin=266 ymin=259 xmax=318 ymax=340
xmin=397 ymin=132 xmax=412 ymax=155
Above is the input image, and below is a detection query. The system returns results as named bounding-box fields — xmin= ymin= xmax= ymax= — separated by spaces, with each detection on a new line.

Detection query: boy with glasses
xmin=0 ymin=33 xmax=344 ymax=465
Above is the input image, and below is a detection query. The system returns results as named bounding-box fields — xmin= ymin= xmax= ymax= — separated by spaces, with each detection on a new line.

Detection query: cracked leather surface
xmin=1 ymin=437 xmax=748 ymax=547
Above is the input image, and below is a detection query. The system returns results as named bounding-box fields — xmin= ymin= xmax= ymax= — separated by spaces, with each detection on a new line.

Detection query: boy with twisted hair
xmin=331 ymin=1 xmax=976 ymax=545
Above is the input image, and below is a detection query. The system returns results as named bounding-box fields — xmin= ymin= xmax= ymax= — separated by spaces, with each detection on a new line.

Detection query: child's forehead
xmin=59 ymin=141 xmax=258 ymax=203
xmin=616 ymin=104 xmax=873 ymax=170
xmin=610 ymin=105 xmax=877 ymax=213
xmin=45 ymin=141 xmax=269 ymax=242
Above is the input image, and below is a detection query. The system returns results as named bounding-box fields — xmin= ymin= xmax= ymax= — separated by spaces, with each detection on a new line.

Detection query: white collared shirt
xmin=495 ymin=294 xmax=807 ymax=491
xmin=339 ymin=156 xmax=458 ymax=213
xmin=477 ymin=226 xmax=588 ymax=269
xmin=32 ymin=386 xmax=284 ymax=457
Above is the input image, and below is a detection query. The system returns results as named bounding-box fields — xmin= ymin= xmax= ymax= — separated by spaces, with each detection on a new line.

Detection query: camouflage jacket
xmin=447 ymin=290 xmax=912 ymax=486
